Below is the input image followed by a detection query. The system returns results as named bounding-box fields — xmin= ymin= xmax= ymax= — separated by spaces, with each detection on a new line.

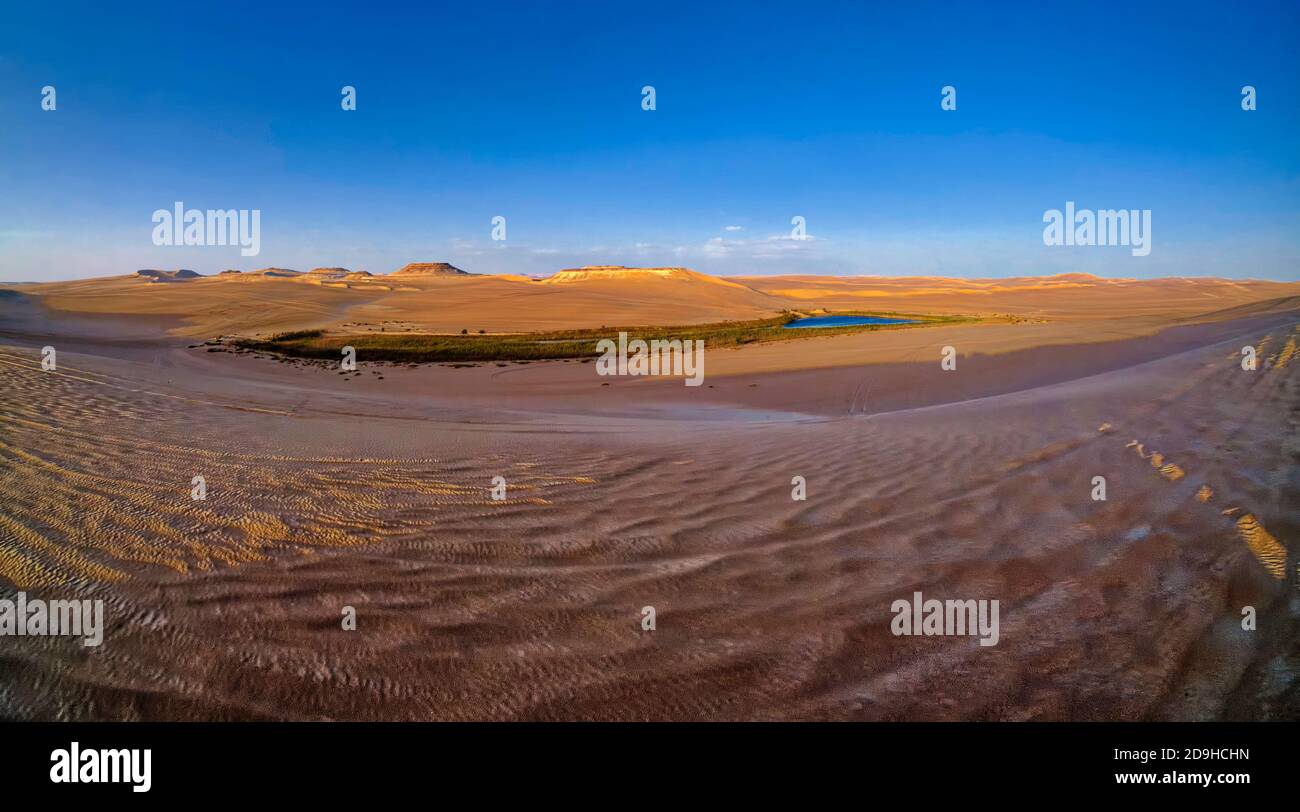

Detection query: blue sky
xmin=1 ymin=0 xmax=1297 ymax=281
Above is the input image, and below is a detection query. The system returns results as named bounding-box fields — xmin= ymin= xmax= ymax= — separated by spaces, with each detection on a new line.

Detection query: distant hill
xmin=390 ymin=262 xmax=471 ymax=277
xmin=135 ymin=269 xmax=202 ymax=282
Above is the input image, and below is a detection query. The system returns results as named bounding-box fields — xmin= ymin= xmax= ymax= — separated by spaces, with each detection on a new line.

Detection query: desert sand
xmin=0 ymin=266 xmax=1296 ymax=720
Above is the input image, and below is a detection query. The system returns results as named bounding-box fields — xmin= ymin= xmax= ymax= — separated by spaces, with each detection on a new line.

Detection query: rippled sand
xmin=0 ymin=295 xmax=1296 ymax=720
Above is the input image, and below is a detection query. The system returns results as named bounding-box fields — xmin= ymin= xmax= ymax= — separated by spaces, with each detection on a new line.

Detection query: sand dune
xmin=0 ymin=269 xmax=1296 ymax=721
xmin=739 ymin=273 xmax=1300 ymax=320
xmin=544 ymin=265 xmax=751 ymax=289
xmin=10 ymin=267 xmax=1295 ymax=340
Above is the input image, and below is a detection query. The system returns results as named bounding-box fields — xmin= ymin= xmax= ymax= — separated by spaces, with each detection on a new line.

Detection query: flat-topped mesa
xmin=390 ymin=262 xmax=471 ymax=277
xmin=253 ymin=267 xmax=302 ymax=277
xmin=306 ymin=267 xmax=352 ymax=278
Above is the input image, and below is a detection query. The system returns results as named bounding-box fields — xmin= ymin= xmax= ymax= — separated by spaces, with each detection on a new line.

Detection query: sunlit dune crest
xmin=1158 ymin=463 xmax=1185 ymax=481
xmin=1235 ymin=515 xmax=1288 ymax=579
xmin=542 ymin=265 xmax=754 ymax=291
xmin=1273 ymin=327 xmax=1298 ymax=369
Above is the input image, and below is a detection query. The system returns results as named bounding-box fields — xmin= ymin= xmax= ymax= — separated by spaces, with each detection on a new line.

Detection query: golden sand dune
xmin=10 ymin=268 xmax=1297 ymax=341
xmin=741 ymin=274 xmax=1300 ymax=320
xmin=543 ymin=265 xmax=749 ymax=289
xmin=9 ymin=273 xmax=389 ymax=337
xmin=338 ymin=267 xmax=788 ymax=334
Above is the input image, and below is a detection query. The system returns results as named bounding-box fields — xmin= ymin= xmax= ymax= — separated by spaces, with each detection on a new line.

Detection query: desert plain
xmin=0 ymin=264 xmax=1297 ymax=720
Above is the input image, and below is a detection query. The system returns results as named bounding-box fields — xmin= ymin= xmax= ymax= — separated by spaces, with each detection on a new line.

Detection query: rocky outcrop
xmin=390 ymin=262 xmax=471 ymax=277
xmin=136 ymin=269 xmax=202 ymax=281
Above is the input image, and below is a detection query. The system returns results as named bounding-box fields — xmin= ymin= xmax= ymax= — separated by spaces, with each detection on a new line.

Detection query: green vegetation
xmin=265 ymin=328 xmax=326 ymax=342
xmin=234 ymin=311 xmax=978 ymax=364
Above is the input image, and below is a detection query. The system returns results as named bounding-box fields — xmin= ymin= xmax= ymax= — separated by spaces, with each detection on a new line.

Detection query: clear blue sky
xmin=1 ymin=0 xmax=1297 ymax=281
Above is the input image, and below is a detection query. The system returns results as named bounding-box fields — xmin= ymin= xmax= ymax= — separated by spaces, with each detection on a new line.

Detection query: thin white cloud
xmin=700 ymin=233 xmax=819 ymax=259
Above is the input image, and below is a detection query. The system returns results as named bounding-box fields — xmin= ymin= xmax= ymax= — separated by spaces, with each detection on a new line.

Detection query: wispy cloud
xmin=702 ymin=233 xmax=820 ymax=259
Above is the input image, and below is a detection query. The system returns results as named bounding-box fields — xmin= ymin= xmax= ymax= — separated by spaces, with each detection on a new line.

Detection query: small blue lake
xmin=782 ymin=315 xmax=918 ymax=329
